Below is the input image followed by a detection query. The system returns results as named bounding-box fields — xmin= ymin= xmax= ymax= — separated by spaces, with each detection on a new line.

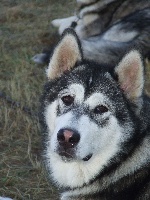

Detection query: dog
xmin=40 ymin=28 xmax=150 ymax=199
xmin=51 ymin=0 xmax=150 ymax=39
xmin=33 ymin=7 xmax=150 ymax=66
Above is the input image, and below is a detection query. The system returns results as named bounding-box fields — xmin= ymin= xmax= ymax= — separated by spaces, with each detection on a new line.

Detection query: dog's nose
xmin=57 ymin=128 xmax=80 ymax=148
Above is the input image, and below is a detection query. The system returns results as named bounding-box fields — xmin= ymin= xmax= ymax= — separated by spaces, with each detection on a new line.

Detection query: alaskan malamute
xmin=40 ymin=28 xmax=150 ymax=199
xmin=33 ymin=7 xmax=150 ymax=65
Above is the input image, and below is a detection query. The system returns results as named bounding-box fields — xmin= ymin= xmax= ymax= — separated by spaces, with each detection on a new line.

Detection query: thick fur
xmin=33 ymin=7 xmax=150 ymax=65
xmin=52 ymin=0 xmax=150 ymax=39
xmin=82 ymin=7 xmax=150 ymax=65
xmin=40 ymin=28 xmax=150 ymax=199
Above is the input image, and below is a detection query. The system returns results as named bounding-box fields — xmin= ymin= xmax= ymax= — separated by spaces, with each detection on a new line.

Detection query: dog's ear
xmin=115 ymin=50 xmax=144 ymax=103
xmin=46 ymin=28 xmax=83 ymax=80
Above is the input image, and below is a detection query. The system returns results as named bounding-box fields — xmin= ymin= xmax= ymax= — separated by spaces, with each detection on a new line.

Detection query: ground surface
xmin=0 ymin=1 xmax=150 ymax=200
xmin=0 ymin=1 xmax=75 ymax=199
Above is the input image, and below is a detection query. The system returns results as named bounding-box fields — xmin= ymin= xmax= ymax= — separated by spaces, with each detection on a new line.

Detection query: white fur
xmin=45 ymin=84 xmax=85 ymax=151
xmin=45 ymin=84 xmax=85 ymax=133
xmin=61 ymin=135 xmax=150 ymax=199
xmin=85 ymin=92 xmax=111 ymax=119
xmin=45 ymin=100 xmax=58 ymax=134
xmin=58 ymin=83 xmax=85 ymax=111
xmin=47 ymin=116 xmax=122 ymax=188
xmin=85 ymin=92 xmax=107 ymax=108
xmin=109 ymin=135 xmax=150 ymax=183
xmin=52 ymin=16 xmax=77 ymax=35
xmin=79 ymin=0 xmax=114 ymax=18
xmin=103 ymin=24 xmax=138 ymax=42
xmin=77 ymin=0 xmax=96 ymax=4
xmin=44 ymin=85 xmax=129 ymax=189
xmin=82 ymin=14 xmax=99 ymax=26
xmin=68 ymin=84 xmax=85 ymax=103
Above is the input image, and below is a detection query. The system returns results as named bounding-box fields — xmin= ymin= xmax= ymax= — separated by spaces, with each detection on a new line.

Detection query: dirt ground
xmin=0 ymin=0 xmax=75 ymax=199
xmin=0 ymin=1 xmax=150 ymax=200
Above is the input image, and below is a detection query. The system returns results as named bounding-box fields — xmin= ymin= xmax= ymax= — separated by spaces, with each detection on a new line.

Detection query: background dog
xmin=33 ymin=1 xmax=150 ymax=65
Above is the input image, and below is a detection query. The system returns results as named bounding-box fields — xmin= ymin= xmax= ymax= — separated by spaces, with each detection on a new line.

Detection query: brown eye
xmin=94 ymin=105 xmax=108 ymax=114
xmin=61 ymin=95 xmax=74 ymax=106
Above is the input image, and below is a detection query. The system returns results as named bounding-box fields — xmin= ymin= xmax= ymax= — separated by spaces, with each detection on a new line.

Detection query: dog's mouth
xmin=58 ymin=151 xmax=93 ymax=162
xmin=59 ymin=151 xmax=74 ymax=159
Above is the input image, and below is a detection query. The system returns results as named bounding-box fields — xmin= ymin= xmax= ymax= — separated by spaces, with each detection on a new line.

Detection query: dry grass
xmin=0 ymin=1 xmax=150 ymax=200
xmin=0 ymin=0 xmax=75 ymax=199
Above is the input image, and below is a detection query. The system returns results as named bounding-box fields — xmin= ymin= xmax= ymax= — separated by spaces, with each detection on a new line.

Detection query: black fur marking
xmin=39 ymin=28 xmax=150 ymax=199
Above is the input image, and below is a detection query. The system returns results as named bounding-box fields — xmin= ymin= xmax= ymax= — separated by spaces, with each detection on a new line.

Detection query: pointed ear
xmin=46 ymin=28 xmax=83 ymax=80
xmin=115 ymin=50 xmax=144 ymax=102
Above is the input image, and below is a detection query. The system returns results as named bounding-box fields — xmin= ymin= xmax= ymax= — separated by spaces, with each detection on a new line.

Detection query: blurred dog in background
xmin=32 ymin=0 xmax=150 ymax=65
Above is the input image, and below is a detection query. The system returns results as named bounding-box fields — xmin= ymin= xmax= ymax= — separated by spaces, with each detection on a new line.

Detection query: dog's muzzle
xmin=57 ymin=128 xmax=92 ymax=161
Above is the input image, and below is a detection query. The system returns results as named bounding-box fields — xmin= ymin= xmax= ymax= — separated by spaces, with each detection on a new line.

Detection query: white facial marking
xmin=45 ymin=83 xmax=85 ymax=151
xmin=69 ymin=83 xmax=85 ymax=103
xmin=48 ymin=115 xmax=122 ymax=188
xmin=45 ymin=94 xmax=124 ymax=189
xmin=45 ymin=100 xmax=58 ymax=134
xmin=85 ymin=92 xmax=107 ymax=108
xmin=44 ymin=90 xmax=135 ymax=189
xmin=59 ymin=83 xmax=85 ymax=104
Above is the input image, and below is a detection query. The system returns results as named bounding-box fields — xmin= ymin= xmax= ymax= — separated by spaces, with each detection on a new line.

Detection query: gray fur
xmin=40 ymin=29 xmax=150 ymax=199
xmin=33 ymin=7 xmax=150 ymax=65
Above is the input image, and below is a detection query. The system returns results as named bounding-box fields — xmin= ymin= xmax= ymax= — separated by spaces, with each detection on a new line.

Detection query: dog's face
xmin=41 ymin=29 xmax=144 ymax=189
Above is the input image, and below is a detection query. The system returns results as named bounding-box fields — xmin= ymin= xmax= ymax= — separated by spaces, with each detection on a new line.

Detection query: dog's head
xmin=41 ymin=28 xmax=144 ymax=189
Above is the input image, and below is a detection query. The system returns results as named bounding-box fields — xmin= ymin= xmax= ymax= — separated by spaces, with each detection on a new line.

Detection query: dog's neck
xmin=61 ymin=133 xmax=150 ymax=199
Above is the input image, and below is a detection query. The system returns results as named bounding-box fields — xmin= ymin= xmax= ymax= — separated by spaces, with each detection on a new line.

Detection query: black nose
xmin=57 ymin=128 xmax=80 ymax=148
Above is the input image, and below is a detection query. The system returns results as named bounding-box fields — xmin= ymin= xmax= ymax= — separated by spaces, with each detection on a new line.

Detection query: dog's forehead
xmin=69 ymin=64 xmax=116 ymax=96
xmin=58 ymin=72 xmax=119 ymax=109
xmin=45 ymin=63 xmax=119 ymax=104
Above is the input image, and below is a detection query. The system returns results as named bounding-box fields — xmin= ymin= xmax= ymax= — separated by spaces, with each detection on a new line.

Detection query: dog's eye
xmin=94 ymin=105 xmax=108 ymax=114
xmin=61 ymin=95 xmax=74 ymax=106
